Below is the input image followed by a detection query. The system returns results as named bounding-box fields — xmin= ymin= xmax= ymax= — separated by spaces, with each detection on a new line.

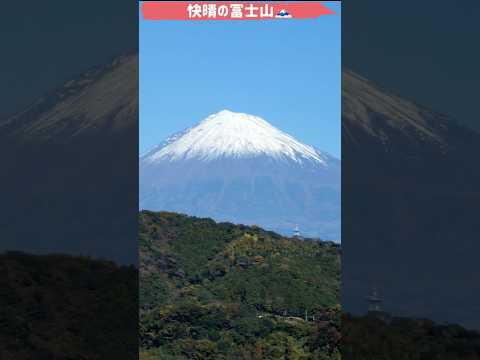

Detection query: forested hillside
xmin=342 ymin=313 xmax=480 ymax=359
xmin=0 ymin=252 xmax=138 ymax=360
xmin=1 ymin=236 xmax=478 ymax=359
xmin=139 ymin=211 xmax=341 ymax=359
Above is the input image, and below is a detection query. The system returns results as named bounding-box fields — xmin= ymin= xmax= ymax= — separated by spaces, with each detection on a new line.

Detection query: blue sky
xmin=140 ymin=2 xmax=341 ymax=158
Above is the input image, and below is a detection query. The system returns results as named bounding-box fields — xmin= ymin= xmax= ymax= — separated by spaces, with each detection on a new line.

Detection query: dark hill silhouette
xmin=0 ymin=252 xmax=137 ymax=359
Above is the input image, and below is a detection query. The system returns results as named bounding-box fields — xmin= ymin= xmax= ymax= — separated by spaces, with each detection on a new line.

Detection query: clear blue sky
xmin=140 ymin=2 xmax=341 ymax=158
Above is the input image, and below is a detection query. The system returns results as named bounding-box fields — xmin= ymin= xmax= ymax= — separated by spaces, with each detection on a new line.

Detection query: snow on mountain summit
xmin=144 ymin=110 xmax=328 ymax=165
xmin=140 ymin=109 xmax=340 ymax=239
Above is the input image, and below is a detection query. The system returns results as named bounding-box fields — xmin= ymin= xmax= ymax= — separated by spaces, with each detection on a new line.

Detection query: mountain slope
xmin=1 ymin=53 xmax=137 ymax=142
xmin=342 ymin=70 xmax=480 ymax=329
xmin=140 ymin=110 xmax=341 ymax=240
xmin=343 ymin=70 xmax=448 ymax=150
xmin=139 ymin=210 xmax=341 ymax=359
xmin=0 ymin=53 xmax=138 ymax=264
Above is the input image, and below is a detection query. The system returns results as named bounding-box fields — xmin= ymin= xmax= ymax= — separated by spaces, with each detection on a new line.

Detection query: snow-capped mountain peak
xmin=143 ymin=110 xmax=328 ymax=165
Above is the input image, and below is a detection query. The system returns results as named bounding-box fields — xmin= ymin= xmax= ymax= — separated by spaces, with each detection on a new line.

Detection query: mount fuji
xmin=140 ymin=110 xmax=341 ymax=240
xmin=0 ymin=53 xmax=138 ymax=264
xmin=342 ymin=70 xmax=480 ymax=328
